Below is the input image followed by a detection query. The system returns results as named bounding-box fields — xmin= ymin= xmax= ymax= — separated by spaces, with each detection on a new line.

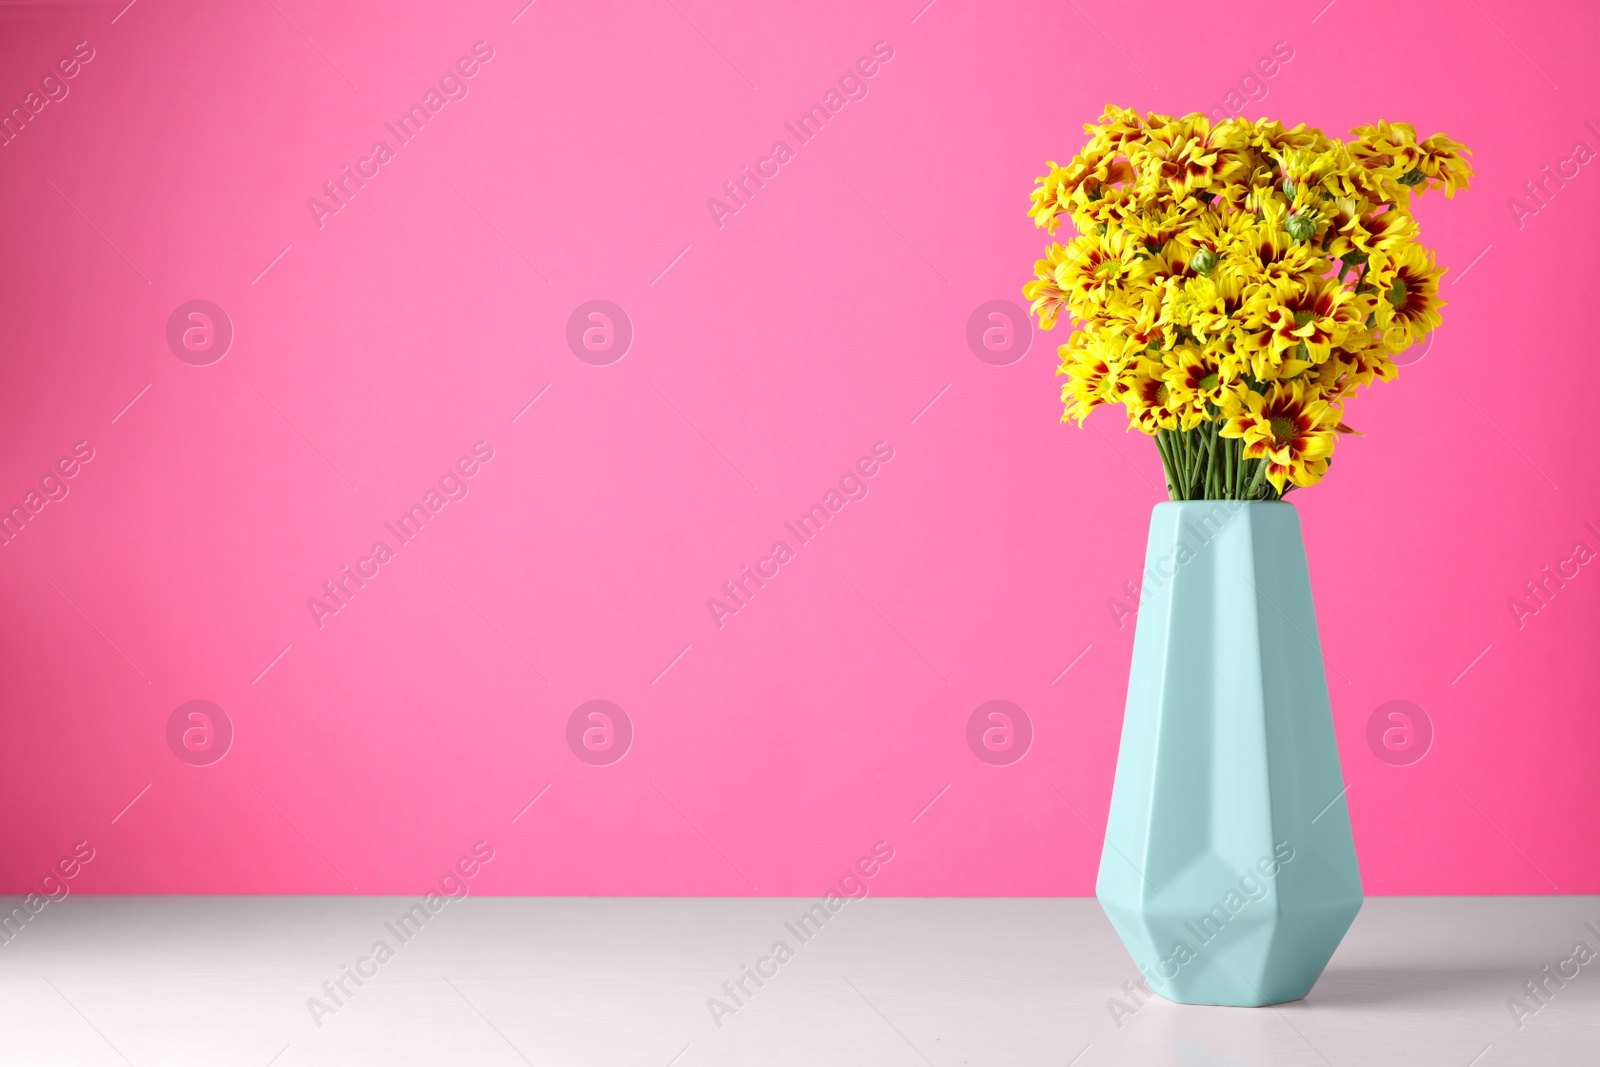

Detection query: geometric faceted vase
xmin=1097 ymin=501 xmax=1362 ymax=1006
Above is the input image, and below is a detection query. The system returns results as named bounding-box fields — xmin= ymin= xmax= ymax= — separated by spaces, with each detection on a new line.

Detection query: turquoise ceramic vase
xmin=1097 ymin=501 xmax=1362 ymax=1006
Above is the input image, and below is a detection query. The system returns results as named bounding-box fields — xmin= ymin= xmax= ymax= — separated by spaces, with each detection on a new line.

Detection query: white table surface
xmin=0 ymin=895 xmax=1593 ymax=1065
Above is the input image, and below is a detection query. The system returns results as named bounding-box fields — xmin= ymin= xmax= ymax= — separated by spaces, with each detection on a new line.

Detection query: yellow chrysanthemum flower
xmin=1053 ymin=227 xmax=1154 ymax=310
xmin=1349 ymin=120 xmax=1425 ymax=181
xmin=1023 ymin=243 xmax=1072 ymax=329
xmin=1088 ymin=105 xmax=1161 ymax=154
xmin=1021 ymin=108 xmax=1471 ymax=498
xmin=1058 ymin=326 xmax=1141 ymax=424
xmin=1416 ymin=133 xmax=1474 ymax=197
xmin=1250 ymin=120 xmax=1327 ymax=157
xmin=1132 ymin=115 xmax=1248 ymax=197
xmin=1368 ymin=242 xmax=1446 ymax=352
xmin=1166 ymin=206 xmax=1256 ymax=266
xmin=1027 ymin=160 xmax=1072 ymax=233
xmin=1121 ymin=199 xmax=1203 ymax=251
xmin=1275 ymin=148 xmax=1335 ymax=196
xmin=1314 ymin=340 xmax=1397 ymax=395
xmin=1163 ymin=342 xmax=1239 ymax=426
xmin=1187 ymin=261 xmax=1250 ymax=320
xmin=1218 ymin=381 xmax=1341 ymax=491
xmin=1113 ymin=356 xmax=1185 ymax=434
xmin=1246 ymin=274 xmax=1365 ymax=363
xmin=1330 ymin=203 xmax=1418 ymax=262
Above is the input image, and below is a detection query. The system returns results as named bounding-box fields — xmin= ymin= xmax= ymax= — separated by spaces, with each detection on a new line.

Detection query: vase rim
xmin=1152 ymin=499 xmax=1295 ymax=510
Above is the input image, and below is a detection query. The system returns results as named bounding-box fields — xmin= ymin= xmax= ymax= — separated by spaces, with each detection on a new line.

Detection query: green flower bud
xmin=1281 ymin=178 xmax=1297 ymax=199
xmin=1398 ymin=168 xmax=1426 ymax=187
xmin=1189 ymin=248 xmax=1219 ymax=277
xmin=1285 ymin=214 xmax=1315 ymax=243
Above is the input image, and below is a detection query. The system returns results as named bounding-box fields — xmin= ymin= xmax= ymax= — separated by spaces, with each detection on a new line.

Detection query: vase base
xmin=1149 ymin=987 xmax=1308 ymax=1008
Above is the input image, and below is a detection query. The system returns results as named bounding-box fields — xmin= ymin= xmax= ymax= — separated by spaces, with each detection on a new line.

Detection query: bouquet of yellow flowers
xmin=1025 ymin=107 xmax=1471 ymax=499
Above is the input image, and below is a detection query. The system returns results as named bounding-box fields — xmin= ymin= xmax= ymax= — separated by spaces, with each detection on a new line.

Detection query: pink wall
xmin=0 ymin=0 xmax=1595 ymax=898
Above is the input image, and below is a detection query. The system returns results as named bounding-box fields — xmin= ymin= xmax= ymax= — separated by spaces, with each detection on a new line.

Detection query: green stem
xmin=1154 ymin=430 xmax=1178 ymax=499
xmin=1172 ymin=429 xmax=1189 ymax=498
xmin=1247 ymin=456 xmax=1269 ymax=499
xmin=1229 ymin=435 xmax=1239 ymax=499
xmin=1152 ymin=425 xmax=1294 ymax=502
xmin=1170 ymin=429 xmax=1190 ymax=501
xmin=1185 ymin=429 xmax=1202 ymax=496
xmin=1200 ymin=425 xmax=1215 ymax=499
xmin=1207 ymin=423 xmax=1222 ymax=499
